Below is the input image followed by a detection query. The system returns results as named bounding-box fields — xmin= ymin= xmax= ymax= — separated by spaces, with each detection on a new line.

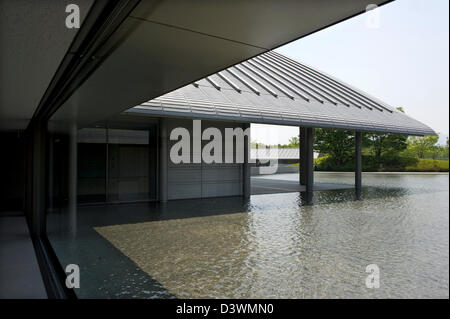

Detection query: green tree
xmin=314 ymin=128 xmax=355 ymax=165
xmin=288 ymin=136 xmax=299 ymax=147
xmin=364 ymin=133 xmax=408 ymax=162
xmin=445 ymin=137 xmax=450 ymax=159
xmin=408 ymin=134 xmax=440 ymax=158
xmin=363 ymin=107 xmax=408 ymax=163
xmin=430 ymin=141 xmax=449 ymax=160
xmin=429 ymin=145 xmax=441 ymax=160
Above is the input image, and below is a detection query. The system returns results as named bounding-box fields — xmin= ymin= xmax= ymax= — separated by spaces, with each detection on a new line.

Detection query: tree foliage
xmin=313 ymin=128 xmax=355 ymax=165
xmin=288 ymin=136 xmax=299 ymax=147
xmin=408 ymin=134 xmax=440 ymax=159
xmin=363 ymin=107 xmax=408 ymax=160
xmin=364 ymin=133 xmax=408 ymax=160
xmin=251 ymin=104 xmax=448 ymax=170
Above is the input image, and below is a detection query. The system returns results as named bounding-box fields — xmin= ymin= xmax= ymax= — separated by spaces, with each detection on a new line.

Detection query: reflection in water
xmin=47 ymin=173 xmax=449 ymax=298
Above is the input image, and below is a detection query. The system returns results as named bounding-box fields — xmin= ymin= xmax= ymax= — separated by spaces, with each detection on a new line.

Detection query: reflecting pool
xmin=47 ymin=173 xmax=449 ymax=298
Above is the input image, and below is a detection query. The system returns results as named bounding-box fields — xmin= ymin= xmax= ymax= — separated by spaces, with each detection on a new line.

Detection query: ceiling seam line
xmin=127 ymin=16 xmax=269 ymax=50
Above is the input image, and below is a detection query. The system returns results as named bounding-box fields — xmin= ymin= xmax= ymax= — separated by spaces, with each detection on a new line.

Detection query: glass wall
xmin=45 ymin=119 xmax=159 ymax=298
xmin=107 ymin=129 xmax=151 ymax=202
xmin=77 ymin=128 xmax=107 ymax=204
xmin=76 ymin=127 xmax=157 ymax=204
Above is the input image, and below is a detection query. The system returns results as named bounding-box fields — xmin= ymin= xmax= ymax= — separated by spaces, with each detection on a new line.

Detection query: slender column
xmin=243 ymin=123 xmax=251 ymax=198
xmin=47 ymin=134 xmax=54 ymax=213
xmin=299 ymin=127 xmax=306 ymax=186
xmin=159 ymin=118 xmax=168 ymax=202
xmin=105 ymin=126 xmax=109 ymax=202
xmin=305 ymin=127 xmax=314 ymax=203
xmin=68 ymin=122 xmax=77 ymax=237
xmin=355 ymin=131 xmax=362 ymax=200
xmin=30 ymin=121 xmax=46 ymax=236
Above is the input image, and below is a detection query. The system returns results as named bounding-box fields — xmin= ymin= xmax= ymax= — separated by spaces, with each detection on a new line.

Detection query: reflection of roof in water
xmin=251 ymin=148 xmax=319 ymax=159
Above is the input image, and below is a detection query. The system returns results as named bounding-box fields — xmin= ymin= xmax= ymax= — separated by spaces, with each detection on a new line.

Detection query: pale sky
xmin=252 ymin=0 xmax=449 ymax=145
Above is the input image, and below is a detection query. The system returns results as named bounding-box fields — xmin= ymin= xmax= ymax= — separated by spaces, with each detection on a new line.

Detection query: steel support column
xmin=30 ymin=121 xmax=46 ymax=236
xmin=159 ymin=118 xmax=168 ymax=202
xmin=243 ymin=123 xmax=251 ymax=198
xmin=299 ymin=127 xmax=306 ymax=186
xmin=305 ymin=127 xmax=314 ymax=203
xmin=355 ymin=131 xmax=362 ymax=200
xmin=68 ymin=123 xmax=77 ymax=237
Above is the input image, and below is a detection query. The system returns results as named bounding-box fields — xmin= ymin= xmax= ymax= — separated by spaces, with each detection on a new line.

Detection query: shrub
xmin=290 ymin=156 xmax=448 ymax=172
xmin=406 ymin=159 xmax=449 ymax=172
xmin=315 ymin=155 xmax=354 ymax=171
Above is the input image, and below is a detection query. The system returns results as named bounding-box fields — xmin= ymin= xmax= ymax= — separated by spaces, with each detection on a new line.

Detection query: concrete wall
xmin=166 ymin=119 xmax=243 ymax=200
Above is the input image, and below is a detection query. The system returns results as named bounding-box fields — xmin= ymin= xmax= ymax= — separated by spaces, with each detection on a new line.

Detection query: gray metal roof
xmin=128 ymin=51 xmax=435 ymax=136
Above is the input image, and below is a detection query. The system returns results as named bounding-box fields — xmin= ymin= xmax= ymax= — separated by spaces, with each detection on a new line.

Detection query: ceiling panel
xmin=0 ymin=0 xmax=94 ymax=130
xmin=130 ymin=0 xmax=389 ymax=49
xmin=51 ymin=0 xmax=392 ymax=130
xmin=1 ymin=0 xmax=392 ymax=131
xmin=50 ymin=16 xmax=264 ymax=125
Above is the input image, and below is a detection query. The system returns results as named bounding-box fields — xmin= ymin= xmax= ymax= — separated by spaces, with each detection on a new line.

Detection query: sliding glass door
xmin=77 ymin=126 xmax=157 ymax=204
xmin=77 ymin=128 xmax=107 ymax=203
xmin=107 ymin=129 xmax=151 ymax=202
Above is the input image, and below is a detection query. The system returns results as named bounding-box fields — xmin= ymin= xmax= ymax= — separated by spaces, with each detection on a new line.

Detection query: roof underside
xmin=128 ymin=51 xmax=435 ymax=136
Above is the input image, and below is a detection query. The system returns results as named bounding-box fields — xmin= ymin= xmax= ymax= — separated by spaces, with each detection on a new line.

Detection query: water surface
xmin=48 ymin=173 xmax=449 ymax=298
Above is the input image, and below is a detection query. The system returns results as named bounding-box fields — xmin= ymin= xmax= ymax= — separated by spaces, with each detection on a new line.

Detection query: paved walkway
xmin=0 ymin=214 xmax=47 ymax=299
xmin=251 ymin=176 xmax=353 ymax=195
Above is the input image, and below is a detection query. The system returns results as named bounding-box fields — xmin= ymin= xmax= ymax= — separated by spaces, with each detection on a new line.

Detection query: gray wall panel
xmin=166 ymin=119 xmax=243 ymax=200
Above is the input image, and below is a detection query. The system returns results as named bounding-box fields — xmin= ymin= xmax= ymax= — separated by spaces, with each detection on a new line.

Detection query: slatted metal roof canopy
xmin=128 ymin=51 xmax=435 ymax=136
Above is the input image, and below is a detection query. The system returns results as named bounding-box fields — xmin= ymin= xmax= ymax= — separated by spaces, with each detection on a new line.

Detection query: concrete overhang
xmin=0 ymin=0 xmax=393 ymax=131
xmin=0 ymin=0 xmax=94 ymax=130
